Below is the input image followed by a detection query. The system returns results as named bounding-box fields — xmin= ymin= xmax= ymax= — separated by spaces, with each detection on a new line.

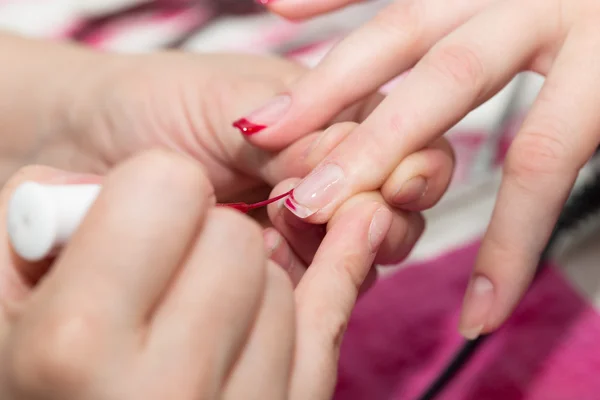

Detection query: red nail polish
xmin=232 ymin=95 xmax=291 ymax=136
xmin=232 ymin=118 xmax=267 ymax=136
xmin=217 ymin=190 xmax=292 ymax=213
xmin=284 ymin=197 xmax=296 ymax=211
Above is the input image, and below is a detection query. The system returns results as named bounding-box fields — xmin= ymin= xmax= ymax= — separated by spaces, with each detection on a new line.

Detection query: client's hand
xmin=0 ymin=150 xmax=391 ymax=400
xmin=27 ymin=46 xmax=455 ymax=291
xmin=32 ymin=50 xmax=379 ymax=203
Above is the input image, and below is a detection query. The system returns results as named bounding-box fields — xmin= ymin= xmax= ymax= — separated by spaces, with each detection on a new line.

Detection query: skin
xmin=244 ymin=0 xmax=600 ymax=339
xmin=1 ymin=32 xmax=455 ymax=280
xmin=0 ymin=150 xmax=389 ymax=399
xmin=0 ymin=33 xmax=457 ymax=396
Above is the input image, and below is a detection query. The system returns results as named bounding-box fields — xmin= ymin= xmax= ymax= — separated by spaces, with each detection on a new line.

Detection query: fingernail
xmin=256 ymin=0 xmax=276 ymax=4
xmin=263 ymin=229 xmax=281 ymax=257
xmin=392 ymin=176 xmax=428 ymax=205
xmin=232 ymin=94 xmax=291 ymax=136
xmin=285 ymin=163 xmax=346 ymax=218
xmin=369 ymin=207 xmax=392 ymax=252
xmin=459 ymin=275 xmax=494 ymax=340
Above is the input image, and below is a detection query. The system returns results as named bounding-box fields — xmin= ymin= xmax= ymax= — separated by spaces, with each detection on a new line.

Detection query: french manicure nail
xmin=285 ymin=164 xmax=345 ymax=218
xmin=369 ymin=207 xmax=393 ymax=252
xmin=459 ymin=275 xmax=494 ymax=340
xmin=232 ymin=94 xmax=291 ymax=136
xmin=393 ymin=176 xmax=428 ymax=205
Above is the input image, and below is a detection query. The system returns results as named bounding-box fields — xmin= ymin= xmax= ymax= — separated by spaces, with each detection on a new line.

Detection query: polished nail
xmin=393 ymin=176 xmax=428 ymax=205
xmin=369 ymin=207 xmax=393 ymax=252
xmin=232 ymin=94 xmax=291 ymax=136
xmin=285 ymin=164 xmax=345 ymax=218
xmin=459 ymin=275 xmax=494 ymax=340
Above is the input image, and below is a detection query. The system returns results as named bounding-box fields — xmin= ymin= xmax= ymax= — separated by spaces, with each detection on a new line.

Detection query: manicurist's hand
xmin=0 ymin=150 xmax=394 ymax=400
xmin=248 ymin=0 xmax=600 ymax=339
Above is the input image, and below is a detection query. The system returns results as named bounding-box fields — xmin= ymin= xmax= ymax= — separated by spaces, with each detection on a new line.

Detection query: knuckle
xmin=209 ymin=208 xmax=266 ymax=269
xmin=334 ymin=252 xmax=367 ymax=294
xmin=371 ymin=0 xmax=424 ymax=47
xmin=126 ymin=149 xmax=212 ymax=194
xmin=424 ymin=43 xmax=485 ymax=90
xmin=504 ymin=126 xmax=573 ymax=186
xmin=9 ymin=311 xmax=103 ymax=393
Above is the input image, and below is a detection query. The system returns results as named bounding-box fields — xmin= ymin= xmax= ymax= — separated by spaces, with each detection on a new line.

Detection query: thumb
xmin=290 ymin=195 xmax=392 ymax=400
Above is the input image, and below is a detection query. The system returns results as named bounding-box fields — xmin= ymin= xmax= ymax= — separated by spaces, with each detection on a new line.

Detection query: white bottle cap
xmin=7 ymin=182 xmax=101 ymax=262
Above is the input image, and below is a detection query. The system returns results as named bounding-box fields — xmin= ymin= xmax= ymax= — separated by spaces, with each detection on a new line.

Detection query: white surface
xmin=7 ymin=182 xmax=101 ymax=261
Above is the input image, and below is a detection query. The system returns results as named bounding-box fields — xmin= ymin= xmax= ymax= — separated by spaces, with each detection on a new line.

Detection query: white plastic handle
xmin=7 ymin=182 xmax=102 ymax=262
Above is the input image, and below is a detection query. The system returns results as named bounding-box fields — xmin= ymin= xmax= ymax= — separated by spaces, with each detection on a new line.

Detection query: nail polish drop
xmin=232 ymin=118 xmax=266 ymax=136
xmin=217 ymin=190 xmax=292 ymax=214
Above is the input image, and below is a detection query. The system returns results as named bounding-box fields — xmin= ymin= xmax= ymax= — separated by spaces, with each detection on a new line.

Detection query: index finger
xmin=238 ymin=0 xmax=491 ymax=151
xmin=284 ymin=0 xmax=552 ymax=221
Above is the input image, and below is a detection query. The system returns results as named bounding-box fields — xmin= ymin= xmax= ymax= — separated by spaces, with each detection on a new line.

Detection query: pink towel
xmin=337 ymin=242 xmax=600 ymax=400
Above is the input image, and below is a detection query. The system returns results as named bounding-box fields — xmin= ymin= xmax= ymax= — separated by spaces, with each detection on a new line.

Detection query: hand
xmin=262 ymin=122 xmax=454 ymax=291
xmin=23 ymin=43 xmax=454 ymax=287
xmin=245 ymin=0 xmax=600 ymax=339
xmin=0 ymin=150 xmax=392 ymax=399
xmin=31 ymin=49 xmax=379 ymax=203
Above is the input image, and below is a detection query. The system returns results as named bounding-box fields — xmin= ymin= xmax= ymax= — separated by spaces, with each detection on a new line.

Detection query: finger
xmin=290 ymin=197 xmax=392 ymax=400
xmin=264 ymin=228 xmax=379 ymax=296
xmin=459 ymin=23 xmax=600 ymax=339
xmin=284 ymin=0 xmax=556 ymax=223
xmin=381 ymin=138 xmax=455 ymax=211
xmin=223 ymin=262 xmax=295 ymax=400
xmin=263 ymin=228 xmax=307 ymax=287
xmin=259 ymin=122 xmax=358 ymax=186
xmin=32 ymin=150 xmax=214 ymax=327
xmin=267 ymin=179 xmax=325 ymax=266
xmin=328 ymin=191 xmax=425 ymax=266
xmin=263 ymin=0 xmax=365 ymax=21
xmin=235 ymin=0 xmax=493 ymax=151
xmin=0 ymin=167 xmax=102 ymax=307
xmin=147 ymin=208 xmax=267 ymax=396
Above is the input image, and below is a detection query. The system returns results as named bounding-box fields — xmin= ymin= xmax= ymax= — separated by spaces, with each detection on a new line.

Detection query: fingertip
xmin=383 ymin=144 xmax=455 ymax=211
xmin=458 ymin=274 xmax=495 ymax=339
xmin=376 ymin=210 xmax=424 ymax=265
xmin=368 ymin=205 xmax=393 ymax=253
